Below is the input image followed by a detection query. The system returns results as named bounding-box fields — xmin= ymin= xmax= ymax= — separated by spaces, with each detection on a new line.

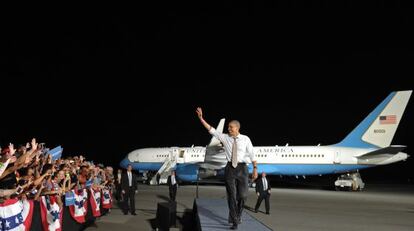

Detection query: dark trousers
xmin=123 ymin=186 xmax=136 ymax=214
xmin=169 ymin=185 xmax=177 ymax=201
xmin=225 ymin=162 xmax=249 ymax=224
xmin=255 ymin=193 xmax=270 ymax=213
xmin=115 ymin=183 xmax=122 ymax=201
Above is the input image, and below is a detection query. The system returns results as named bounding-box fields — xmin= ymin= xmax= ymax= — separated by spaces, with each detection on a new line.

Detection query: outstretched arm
xmin=196 ymin=107 xmax=212 ymax=131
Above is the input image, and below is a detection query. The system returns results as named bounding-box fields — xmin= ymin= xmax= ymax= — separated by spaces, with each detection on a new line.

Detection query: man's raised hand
xmin=196 ymin=107 xmax=203 ymax=119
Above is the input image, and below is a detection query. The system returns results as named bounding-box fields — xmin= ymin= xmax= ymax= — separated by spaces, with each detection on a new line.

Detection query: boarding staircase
xmin=149 ymin=151 xmax=177 ymax=185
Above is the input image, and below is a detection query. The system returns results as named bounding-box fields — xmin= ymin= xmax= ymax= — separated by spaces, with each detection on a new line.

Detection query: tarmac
xmin=85 ymin=182 xmax=414 ymax=231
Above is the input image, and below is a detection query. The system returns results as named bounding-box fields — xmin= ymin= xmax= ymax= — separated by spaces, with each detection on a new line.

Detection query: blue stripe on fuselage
xmin=249 ymin=164 xmax=373 ymax=175
xmin=120 ymin=160 xmax=163 ymax=171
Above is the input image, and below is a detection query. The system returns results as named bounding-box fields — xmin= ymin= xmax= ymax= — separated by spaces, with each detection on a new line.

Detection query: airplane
xmin=120 ymin=119 xmax=228 ymax=184
xmin=120 ymin=90 xmax=412 ymax=188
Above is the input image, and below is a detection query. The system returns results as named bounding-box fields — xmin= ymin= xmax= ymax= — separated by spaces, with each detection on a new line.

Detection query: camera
xmin=16 ymin=186 xmax=24 ymax=194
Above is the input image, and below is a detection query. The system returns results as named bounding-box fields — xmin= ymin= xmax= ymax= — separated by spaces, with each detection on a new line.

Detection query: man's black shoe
xmin=254 ymin=210 xmax=258 ymax=213
xmin=230 ymin=223 xmax=238 ymax=230
xmin=266 ymin=212 xmax=270 ymax=215
xmin=131 ymin=212 xmax=137 ymax=215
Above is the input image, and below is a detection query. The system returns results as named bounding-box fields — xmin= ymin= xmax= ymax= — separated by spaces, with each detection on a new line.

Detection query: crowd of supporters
xmin=0 ymin=138 xmax=114 ymax=230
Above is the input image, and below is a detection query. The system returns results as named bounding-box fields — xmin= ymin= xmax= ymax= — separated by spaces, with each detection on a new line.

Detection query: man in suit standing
xmin=121 ymin=164 xmax=138 ymax=215
xmin=254 ymin=172 xmax=271 ymax=215
xmin=115 ymin=169 xmax=122 ymax=201
xmin=167 ymin=170 xmax=178 ymax=201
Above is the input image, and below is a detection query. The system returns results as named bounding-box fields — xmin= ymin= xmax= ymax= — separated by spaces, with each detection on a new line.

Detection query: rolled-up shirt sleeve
xmin=246 ymin=137 xmax=256 ymax=162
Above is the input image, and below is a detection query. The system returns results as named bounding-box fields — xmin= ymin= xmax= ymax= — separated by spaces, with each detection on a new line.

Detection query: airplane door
xmin=334 ymin=151 xmax=341 ymax=164
xmin=177 ymin=149 xmax=185 ymax=164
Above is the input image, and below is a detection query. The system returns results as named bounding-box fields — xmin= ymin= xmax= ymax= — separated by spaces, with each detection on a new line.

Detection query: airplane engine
xmin=198 ymin=168 xmax=217 ymax=179
xmin=175 ymin=164 xmax=199 ymax=182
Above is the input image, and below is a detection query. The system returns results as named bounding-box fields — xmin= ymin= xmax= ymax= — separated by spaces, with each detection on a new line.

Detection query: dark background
xmin=2 ymin=1 xmax=413 ymax=182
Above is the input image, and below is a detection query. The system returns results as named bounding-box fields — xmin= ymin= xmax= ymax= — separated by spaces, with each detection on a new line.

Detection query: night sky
xmin=2 ymin=2 xmax=414 ymax=182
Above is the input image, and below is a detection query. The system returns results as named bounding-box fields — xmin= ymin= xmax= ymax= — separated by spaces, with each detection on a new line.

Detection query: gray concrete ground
xmin=86 ymin=184 xmax=414 ymax=231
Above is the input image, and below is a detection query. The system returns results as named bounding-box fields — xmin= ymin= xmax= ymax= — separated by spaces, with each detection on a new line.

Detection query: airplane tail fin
xmin=335 ymin=90 xmax=412 ymax=148
xmin=208 ymin=118 xmax=225 ymax=147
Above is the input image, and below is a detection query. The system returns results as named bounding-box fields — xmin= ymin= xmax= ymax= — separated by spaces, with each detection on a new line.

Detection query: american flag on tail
xmin=0 ymin=198 xmax=34 ymax=231
xmin=379 ymin=115 xmax=397 ymax=124
xmin=40 ymin=195 xmax=63 ymax=231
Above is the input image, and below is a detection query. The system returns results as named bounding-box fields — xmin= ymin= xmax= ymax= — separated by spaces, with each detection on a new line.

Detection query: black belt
xmin=227 ymin=162 xmax=246 ymax=165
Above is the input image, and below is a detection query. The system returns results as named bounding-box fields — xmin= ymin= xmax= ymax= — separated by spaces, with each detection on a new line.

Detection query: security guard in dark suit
xmin=254 ymin=172 xmax=271 ymax=214
xmin=121 ymin=164 xmax=138 ymax=215
xmin=167 ymin=170 xmax=178 ymax=201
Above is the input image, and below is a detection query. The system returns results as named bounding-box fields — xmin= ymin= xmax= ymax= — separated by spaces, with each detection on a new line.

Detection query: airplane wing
xmin=355 ymin=145 xmax=406 ymax=159
xmin=208 ymin=118 xmax=225 ymax=147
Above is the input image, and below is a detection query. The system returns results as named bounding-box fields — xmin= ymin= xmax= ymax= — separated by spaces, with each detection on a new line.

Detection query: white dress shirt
xmin=209 ymin=127 xmax=256 ymax=164
xmin=262 ymin=177 xmax=268 ymax=191
xmin=171 ymin=175 xmax=176 ymax=185
xmin=117 ymin=173 xmax=122 ymax=184
xmin=127 ymin=171 xmax=132 ymax=187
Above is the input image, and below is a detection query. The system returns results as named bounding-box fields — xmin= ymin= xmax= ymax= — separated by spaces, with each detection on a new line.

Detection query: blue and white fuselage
xmin=120 ymin=91 xmax=412 ymax=182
